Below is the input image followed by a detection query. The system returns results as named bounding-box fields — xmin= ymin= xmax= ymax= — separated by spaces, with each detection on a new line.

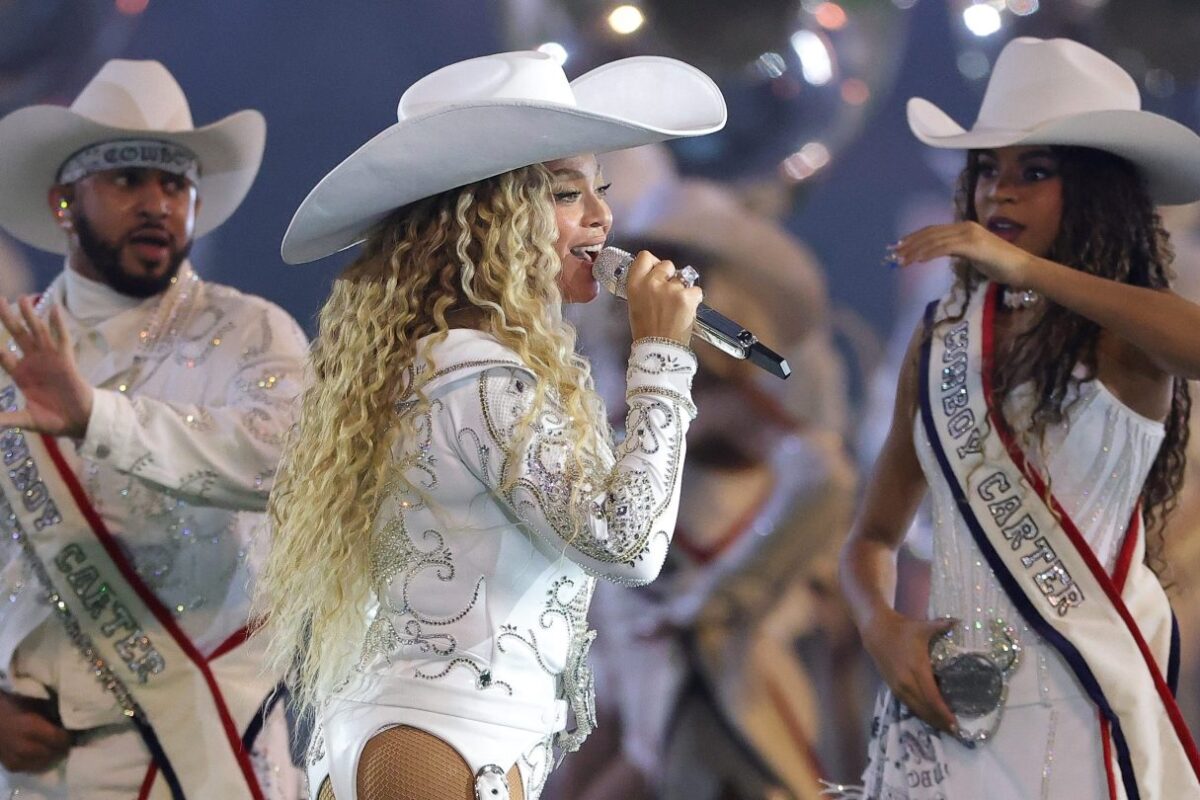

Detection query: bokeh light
xmin=813 ymin=2 xmax=848 ymax=31
xmin=840 ymin=77 xmax=870 ymax=105
xmin=1005 ymin=0 xmax=1039 ymax=16
xmin=791 ymin=30 xmax=833 ymax=86
xmin=115 ymin=0 xmax=149 ymax=16
xmin=537 ymin=41 xmax=568 ymax=65
xmin=962 ymin=3 xmax=1002 ymax=37
xmin=607 ymin=5 xmax=645 ymax=35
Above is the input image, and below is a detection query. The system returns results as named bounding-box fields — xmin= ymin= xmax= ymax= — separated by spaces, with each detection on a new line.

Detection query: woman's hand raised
xmin=892 ymin=222 xmax=1036 ymax=289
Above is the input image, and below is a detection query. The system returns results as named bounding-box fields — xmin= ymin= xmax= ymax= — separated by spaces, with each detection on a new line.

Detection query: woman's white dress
xmin=859 ymin=376 xmax=1165 ymax=799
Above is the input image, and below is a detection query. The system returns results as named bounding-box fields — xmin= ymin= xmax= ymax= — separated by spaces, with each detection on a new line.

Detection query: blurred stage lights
xmin=962 ymin=3 xmax=1002 ymax=37
xmin=537 ymin=42 xmax=568 ymax=65
xmin=781 ymin=141 xmax=831 ymax=181
xmin=755 ymin=52 xmax=788 ymax=79
xmin=790 ymin=30 xmax=833 ymax=86
xmin=115 ymin=0 xmax=149 ymax=15
xmin=607 ymin=5 xmax=645 ymax=35
xmin=1006 ymin=0 xmax=1039 ymax=15
xmin=957 ymin=49 xmax=991 ymax=80
xmin=840 ymin=77 xmax=870 ymax=105
xmin=813 ymin=2 xmax=848 ymax=30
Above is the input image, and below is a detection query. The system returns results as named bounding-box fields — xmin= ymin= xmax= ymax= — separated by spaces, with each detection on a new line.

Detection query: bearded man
xmin=0 ymin=59 xmax=306 ymax=799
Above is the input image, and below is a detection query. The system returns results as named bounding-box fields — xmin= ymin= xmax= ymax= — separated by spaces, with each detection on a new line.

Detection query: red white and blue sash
xmin=919 ymin=282 xmax=1200 ymax=800
xmin=0 ymin=380 xmax=278 ymax=800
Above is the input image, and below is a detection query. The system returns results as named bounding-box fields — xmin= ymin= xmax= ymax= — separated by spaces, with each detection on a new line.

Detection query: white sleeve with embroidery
xmin=76 ymin=302 xmax=308 ymax=511
xmin=444 ymin=338 xmax=698 ymax=585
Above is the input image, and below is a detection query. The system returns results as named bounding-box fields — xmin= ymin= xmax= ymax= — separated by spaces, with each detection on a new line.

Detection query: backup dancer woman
xmin=838 ymin=37 xmax=1200 ymax=799
xmin=257 ymin=51 xmax=725 ymax=800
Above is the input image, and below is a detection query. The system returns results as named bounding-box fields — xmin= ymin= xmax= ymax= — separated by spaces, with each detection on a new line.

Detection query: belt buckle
xmin=930 ymin=618 xmax=1021 ymax=744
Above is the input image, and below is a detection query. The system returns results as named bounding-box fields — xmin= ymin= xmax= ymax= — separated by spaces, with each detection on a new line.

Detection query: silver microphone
xmin=593 ymin=247 xmax=791 ymax=380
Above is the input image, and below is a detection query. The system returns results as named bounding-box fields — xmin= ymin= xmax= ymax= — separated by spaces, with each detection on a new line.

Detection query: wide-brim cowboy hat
xmin=907 ymin=37 xmax=1200 ymax=205
xmin=281 ymin=51 xmax=727 ymax=264
xmin=0 ymin=59 xmax=265 ymax=254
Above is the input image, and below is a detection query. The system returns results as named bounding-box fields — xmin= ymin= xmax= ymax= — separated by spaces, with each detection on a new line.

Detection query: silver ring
xmin=676 ymin=265 xmax=700 ymax=288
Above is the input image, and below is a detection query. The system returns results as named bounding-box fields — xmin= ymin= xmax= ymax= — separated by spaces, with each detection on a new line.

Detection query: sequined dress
xmin=859 ymin=376 xmax=1165 ymax=800
xmin=307 ymin=329 xmax=697 ymax=800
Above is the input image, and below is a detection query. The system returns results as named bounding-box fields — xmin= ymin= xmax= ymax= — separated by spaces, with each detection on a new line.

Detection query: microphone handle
xmin=694 ymin=304 xmax=791 ymax=380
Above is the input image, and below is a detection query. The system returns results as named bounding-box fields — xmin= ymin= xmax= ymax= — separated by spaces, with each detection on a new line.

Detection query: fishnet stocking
xmin=315 ymin=726 xmax=524 ymax=800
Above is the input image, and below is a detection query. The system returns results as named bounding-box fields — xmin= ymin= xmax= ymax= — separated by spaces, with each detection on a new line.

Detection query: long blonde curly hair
xmin=258 ymin=164 xmax=611 ymax=715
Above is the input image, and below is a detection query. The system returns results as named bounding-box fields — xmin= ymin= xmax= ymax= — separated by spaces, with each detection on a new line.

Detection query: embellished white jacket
xmin=346 ymin=329 xmax=697 ymax=759
xmin=0 ymin=264 xmax=308 ymax=735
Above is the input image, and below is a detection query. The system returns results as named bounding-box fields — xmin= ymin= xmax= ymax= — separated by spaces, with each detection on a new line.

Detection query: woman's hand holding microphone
xmin=623 ymin=250 xmax=703 ymax=346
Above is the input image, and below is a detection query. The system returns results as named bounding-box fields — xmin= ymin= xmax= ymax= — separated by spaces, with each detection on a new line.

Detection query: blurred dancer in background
xmin=559 ymin=177 xmax=858 ymax=800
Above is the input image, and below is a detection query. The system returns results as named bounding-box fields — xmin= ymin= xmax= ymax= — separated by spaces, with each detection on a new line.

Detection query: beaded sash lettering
xmin=919 ymin=282 xmax=1200 ymax=800
xmin=0 ymin=385 xmax=266 ymax=799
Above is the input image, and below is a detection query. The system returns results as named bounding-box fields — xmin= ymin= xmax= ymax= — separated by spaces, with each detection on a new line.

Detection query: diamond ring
xmin=676 ymin=265 xmax=700 ymax=288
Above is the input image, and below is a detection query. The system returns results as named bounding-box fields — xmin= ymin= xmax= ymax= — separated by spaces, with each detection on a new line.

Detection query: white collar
xmin=61 ymin=266 xmax=145 ymax=324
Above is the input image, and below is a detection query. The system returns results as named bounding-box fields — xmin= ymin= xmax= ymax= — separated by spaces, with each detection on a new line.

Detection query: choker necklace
xmin=1002 ymin=288 xmax=1040 ymax=310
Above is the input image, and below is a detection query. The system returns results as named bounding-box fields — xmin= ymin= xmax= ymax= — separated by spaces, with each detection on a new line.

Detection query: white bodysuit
xmin=308 ymin=330 xmax=697 ymax=800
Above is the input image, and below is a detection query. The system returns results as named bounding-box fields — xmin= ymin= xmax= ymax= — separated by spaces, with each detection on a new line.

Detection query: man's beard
xmin=74 ymin=213 xmax=192 ymax=298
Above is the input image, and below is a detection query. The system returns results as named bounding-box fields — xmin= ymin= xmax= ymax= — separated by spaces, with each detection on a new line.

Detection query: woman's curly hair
xmin=257 ymin=164 xmax=610 ymax=715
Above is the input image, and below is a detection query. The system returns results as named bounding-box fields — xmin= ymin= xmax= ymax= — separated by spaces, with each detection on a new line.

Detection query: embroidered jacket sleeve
xmin=76 ymin=300 xmax=308 ymax=511
xmin=443 ymin=338 xmax=697 ymax=585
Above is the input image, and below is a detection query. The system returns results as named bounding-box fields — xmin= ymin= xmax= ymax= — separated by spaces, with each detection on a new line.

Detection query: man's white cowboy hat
xmin=281 ymin=50 xmax=727 ymax=264
xmin=0 ymin=59 xmax=265 ymax=254
xmin=908 ymin=37 xmax=1200 ymax=205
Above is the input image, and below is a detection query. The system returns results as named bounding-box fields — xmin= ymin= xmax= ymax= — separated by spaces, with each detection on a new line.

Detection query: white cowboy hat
xmin=0 ymin=59 xmax=265 ymax=254
xmin=281 ymin=50 xmax=727 ymax=264
xmin=907 ymin=37 xmax=1200 ymax=205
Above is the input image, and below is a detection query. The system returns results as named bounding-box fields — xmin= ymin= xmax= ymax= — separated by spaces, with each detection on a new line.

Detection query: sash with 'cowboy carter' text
xmin=919 ymin=282 xmax=1200 ymax=799
xmin=0 ymin=366 xmax=277 ymax=799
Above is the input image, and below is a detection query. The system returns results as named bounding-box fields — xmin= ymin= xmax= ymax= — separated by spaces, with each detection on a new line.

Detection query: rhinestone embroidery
xmin=355 ymin=336 xmax=695 ymax=765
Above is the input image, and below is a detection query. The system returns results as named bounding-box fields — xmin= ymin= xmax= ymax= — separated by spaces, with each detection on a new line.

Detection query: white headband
xmin=57 ymin=139 xmax=200 ymax=185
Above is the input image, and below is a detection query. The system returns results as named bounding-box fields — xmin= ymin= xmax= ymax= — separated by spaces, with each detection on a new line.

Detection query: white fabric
xmin=63 ymin=268 xmax=140 ymax=322
xmin=309 ymin=330 xmax=697 ymax=800
xmin=0 ymin=263 xmax=308 ymax=798
xmin=906 ymin=37 xmax=1200 ymax=205
xmin=921 ymin=377 xmax=1165 ymax=708
xmin=904 ymin=370 xmax=1164 ymax=796
xmin=0 ymin=702 xmax=297 ymax=800
xmin=860 ymin=690 xmax=1108 ymax=800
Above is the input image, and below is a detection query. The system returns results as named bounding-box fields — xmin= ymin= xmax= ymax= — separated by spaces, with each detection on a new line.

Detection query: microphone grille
xmin=592 ymin=246 xmax=633 ymax=300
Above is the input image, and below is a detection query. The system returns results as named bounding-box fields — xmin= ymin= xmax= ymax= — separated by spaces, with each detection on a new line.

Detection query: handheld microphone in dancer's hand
xmin=592 ymin=247 xmax=792 ymax=380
